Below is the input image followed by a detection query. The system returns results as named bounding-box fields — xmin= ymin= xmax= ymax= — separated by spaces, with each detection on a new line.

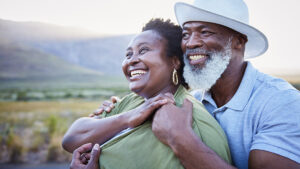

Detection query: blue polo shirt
xmin=193 ymin=62 xmax=300 ymax=169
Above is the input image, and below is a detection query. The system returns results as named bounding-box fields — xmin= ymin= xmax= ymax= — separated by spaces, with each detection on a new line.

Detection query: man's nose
xmin=186 ymin=33 xmax=204 ymax=49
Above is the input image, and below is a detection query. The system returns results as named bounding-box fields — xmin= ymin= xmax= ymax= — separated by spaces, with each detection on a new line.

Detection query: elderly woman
xmin=62 ymin=18 xmax=231 ymax=169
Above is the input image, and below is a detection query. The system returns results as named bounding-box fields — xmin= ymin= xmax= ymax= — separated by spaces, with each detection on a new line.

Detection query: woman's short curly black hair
xmin=142 ymin=18 xmax=188 ymax=89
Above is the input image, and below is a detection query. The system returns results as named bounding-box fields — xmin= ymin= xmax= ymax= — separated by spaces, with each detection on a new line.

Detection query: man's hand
xmin=152 ymin=98 xmax=194 ymax=146
xmin=90 ymin=96 xmax=120 ymax=117
xmin=70 ymin=143 xmax=101 ymax=169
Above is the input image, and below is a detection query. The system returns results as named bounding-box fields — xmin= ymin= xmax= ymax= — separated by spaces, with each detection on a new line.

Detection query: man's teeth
xmin=189 ymin=55 xmax=205 ymax=60
xmin=130 ymin=70 xmax=147 ymax=77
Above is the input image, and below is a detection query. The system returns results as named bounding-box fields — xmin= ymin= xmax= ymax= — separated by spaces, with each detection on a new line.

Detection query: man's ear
xmin=233 ymin=34 xmax=247 ymax=50
xmin=172 ymin=57 xmax=181 ymax=70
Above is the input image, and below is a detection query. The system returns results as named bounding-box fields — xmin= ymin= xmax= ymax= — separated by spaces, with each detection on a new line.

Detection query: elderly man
xmin=151 ymin=0 xmax=300 ymax=169
xmin=79 ymin=0 xmax=300 ymax=168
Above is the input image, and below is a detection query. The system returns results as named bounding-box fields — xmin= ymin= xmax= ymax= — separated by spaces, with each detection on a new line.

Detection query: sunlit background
xmin=1 ymin=0 xmax=299 ymax=74
xmin=0 ymin=0 xmax=299 ymax=168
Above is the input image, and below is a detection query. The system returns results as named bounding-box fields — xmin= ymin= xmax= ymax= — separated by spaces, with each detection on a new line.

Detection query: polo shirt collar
xmin=203 ymin=62 xmax=258 ymax=111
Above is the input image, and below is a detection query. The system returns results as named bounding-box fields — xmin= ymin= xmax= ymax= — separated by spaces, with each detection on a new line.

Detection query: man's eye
xmin=202 ymin=30 xmax=213 ymax=35
xmin=182 ymin=33 xmax=189 ymax=39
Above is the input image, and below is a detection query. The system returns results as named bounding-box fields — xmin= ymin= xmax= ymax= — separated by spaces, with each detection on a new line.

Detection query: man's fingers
xmin=164 ymin=93 xmax=175 ymax=104
xmin=182 ymin=98 xmax=193 ymax=124
xmin=182 ymin=98 xmax=193 ymax=111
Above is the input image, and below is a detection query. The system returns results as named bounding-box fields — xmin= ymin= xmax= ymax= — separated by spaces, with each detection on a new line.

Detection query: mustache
xmin=185 ymin=48 xmax=213 ymax=56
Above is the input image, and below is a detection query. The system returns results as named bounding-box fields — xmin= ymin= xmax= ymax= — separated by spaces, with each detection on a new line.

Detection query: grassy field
xmin=0 ymin=76 xmax=299 ymax=164
xmin=0 ymin=100 xmax=106 ymax=163
xmin=0 ymin=75 xmax=130 ymax=164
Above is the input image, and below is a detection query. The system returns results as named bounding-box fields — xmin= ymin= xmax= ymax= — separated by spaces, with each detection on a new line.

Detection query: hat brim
xmin=175 ymin=2 xmax=268 ymax=58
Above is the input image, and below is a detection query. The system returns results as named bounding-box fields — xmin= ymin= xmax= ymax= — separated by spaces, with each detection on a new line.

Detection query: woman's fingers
xmin=150 ymin=93 xmax=175 ymax=105
xmin=110 ymin=96 xmax=120 ymax=103
xmin=144 ymin=99 xmax=170 ymax=115
xmin=91 ymin=99 xmax=116 ymax=117
xmin=73 ymin=143 xmax=92 ymax=163
xmin=93 ymin=107 xmax=104 ymax=115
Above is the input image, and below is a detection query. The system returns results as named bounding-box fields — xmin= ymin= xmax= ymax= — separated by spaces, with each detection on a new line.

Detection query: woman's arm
xmin=62 ymin=113 xmax=128 ymax=153
xmin=62 ymin=93 xmax=175 ymax=153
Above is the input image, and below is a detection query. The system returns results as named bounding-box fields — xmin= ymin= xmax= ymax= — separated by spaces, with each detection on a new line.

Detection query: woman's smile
xmin=122 ymin=30 xmax=176 ymax=98
xmin=129 ymin=69 xmax=148 ymax=80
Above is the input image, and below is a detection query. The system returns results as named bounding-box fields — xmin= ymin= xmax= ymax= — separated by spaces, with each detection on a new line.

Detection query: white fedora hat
xmin=174 ymin=0 xmax=268 ymax=58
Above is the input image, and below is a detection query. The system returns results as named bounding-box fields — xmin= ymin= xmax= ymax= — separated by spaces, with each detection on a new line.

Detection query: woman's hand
xmin=70 ymin=143 xmax=101 ymax=169
xmin=90 ymin=96 xmax=120 ymax=117
xmin=124 ymin=93 xmax=175 ymax=128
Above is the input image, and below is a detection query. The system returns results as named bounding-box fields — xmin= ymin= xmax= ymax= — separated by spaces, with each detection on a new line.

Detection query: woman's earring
xmin=172 ymin=69 xmax=178 ymax=85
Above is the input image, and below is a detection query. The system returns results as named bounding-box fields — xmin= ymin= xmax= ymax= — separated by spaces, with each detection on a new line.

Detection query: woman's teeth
xmin=130 ymin=70 xmax=147 ymax=77
xmin=189 ymin=55 xmax=205 ymax=60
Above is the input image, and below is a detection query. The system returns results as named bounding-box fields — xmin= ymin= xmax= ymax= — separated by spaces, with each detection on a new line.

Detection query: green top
xmin=99 ymin=85 xmax=231 ymax=169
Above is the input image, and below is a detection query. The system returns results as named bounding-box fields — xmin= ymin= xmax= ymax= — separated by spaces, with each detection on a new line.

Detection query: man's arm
xmin=152 ymin=99 xmax=235 ymax=169
xmin=152 ymin=99 xmax=300 ymax=169
xmin=249 ymin=150 xmax=300 ymax=169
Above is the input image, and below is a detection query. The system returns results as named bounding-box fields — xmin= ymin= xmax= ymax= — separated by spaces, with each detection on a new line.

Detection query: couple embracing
xmin=63 ymin=0 xmax=300 ymax=169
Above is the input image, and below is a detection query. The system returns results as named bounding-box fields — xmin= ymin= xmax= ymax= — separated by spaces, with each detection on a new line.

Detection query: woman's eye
xmin=139 ymin=47 xmax=149 ymax=55
xmin=126 ymin=52 xmax=133 ymax=58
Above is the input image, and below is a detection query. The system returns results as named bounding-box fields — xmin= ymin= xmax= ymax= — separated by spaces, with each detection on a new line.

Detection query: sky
xmin=0 ymin=0 xmax=299 ymax=75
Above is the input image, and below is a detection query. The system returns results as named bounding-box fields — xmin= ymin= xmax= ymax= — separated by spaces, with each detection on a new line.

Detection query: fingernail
xmin=94 ymin=144 xmax=100 ymax=150
xmin=162 ymin=99 xmax=167 ymax=103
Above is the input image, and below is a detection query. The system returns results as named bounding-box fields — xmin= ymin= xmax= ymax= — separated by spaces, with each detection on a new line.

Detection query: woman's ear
xmin=172 ymin=57 xmax=181 ymax=70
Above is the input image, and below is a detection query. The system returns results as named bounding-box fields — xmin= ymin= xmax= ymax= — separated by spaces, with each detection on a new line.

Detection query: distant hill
xmin=0 ymin=38 xmax=102 ymax=79
xmin=0 ymin=18 xmax=101 ymax=41
xmin=29 ymin=35 xmax=134 ymax=75
xmin=0 ymin=18 xmax=134 ymax=76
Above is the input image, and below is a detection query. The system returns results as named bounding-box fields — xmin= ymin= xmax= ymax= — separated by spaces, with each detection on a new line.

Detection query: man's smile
xmin=188 ymin=54 xmax=209 ymax=66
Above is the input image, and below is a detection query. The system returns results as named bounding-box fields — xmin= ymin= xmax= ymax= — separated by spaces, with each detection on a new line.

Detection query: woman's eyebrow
xmin=137 ymin=42 xmax=149 ymax=48
xmin=126 ymin=42 xmax=149 ymax=51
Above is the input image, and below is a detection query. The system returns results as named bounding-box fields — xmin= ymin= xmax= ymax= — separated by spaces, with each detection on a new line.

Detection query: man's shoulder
xmin=247 ymin=72 xmax=300 ymax=122
xmin=256 ymin=71 xmax=296 ymax=91
xmin=253 ymin=72 xmax=299 ymax=104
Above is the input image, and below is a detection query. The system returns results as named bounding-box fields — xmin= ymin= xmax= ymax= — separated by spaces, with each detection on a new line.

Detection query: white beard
xmin=183 ymin=42 xmax=232 ymax=91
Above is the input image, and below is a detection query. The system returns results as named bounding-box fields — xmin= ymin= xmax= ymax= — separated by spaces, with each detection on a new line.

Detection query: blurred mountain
xmin=0 ymin=18 xmax=101 ymax=41
xmin=0 ymin=38 xmax=102 ymax=79
xmin=0 ymin=18 xmax=134 ymax=78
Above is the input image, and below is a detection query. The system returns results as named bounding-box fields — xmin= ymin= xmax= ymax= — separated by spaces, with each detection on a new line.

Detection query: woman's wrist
xmin=118 ymin=111 xmax=133 ymax=129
